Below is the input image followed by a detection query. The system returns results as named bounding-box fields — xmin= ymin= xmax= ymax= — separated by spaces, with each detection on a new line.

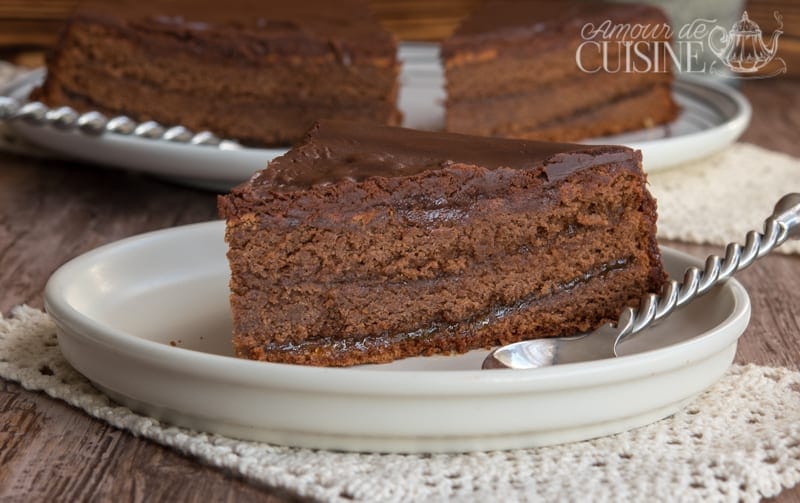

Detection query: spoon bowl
xmin=482 ymin=327 xmax=619 ymax=369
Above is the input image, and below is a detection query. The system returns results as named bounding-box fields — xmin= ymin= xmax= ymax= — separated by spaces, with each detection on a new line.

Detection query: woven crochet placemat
xmin=1 ymin=306 xmax=799 ymax=502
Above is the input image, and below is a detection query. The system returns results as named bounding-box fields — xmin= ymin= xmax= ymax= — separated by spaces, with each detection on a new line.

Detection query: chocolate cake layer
xmin=445 ymin=69 xmax=671 ymax=136
xmin=516 ymin=85 xmax=677 ymax=141
xmin=46 ymin=23 xmax=398 ymax=104
xmin=33 ymin=0 xmax=401 ymax=146
xmin=442 ymin=1 xmax=670 ymax=58
xmin=444 ymin=44 xmax=672 ymax=101
xmin=441 ymin=0 xmax=678 ymax=142
xmin=219 ymin=120 xmax=666 ymax=366
xmin=447 ymin=84 xmax=677 ymax=140
xmin=72 ymin=0 xmax=396 ymax=62
xmin=44 ymin=70 xmax=399 ymax=146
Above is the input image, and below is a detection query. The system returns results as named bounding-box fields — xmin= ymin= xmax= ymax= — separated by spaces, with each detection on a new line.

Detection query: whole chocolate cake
xmin=218 ymin=120 xmax=666 ymax=366
xmin=442 ymin=0 xmax=679 ymax=141
xmin=33 ymin=0 xmax=401 ymax=146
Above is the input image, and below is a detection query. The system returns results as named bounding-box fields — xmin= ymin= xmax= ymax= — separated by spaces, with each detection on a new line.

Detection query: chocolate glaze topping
xmin=252 ymin=120 xmax=637 ymax=192
xmin=442 ymin=1 xmax=669 ymax=57
xmin=72 ymin=0 xmax=396 ymax=61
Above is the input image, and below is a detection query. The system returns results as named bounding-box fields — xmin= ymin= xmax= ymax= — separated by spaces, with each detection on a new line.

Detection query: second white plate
xmin=6 ymin=43 xmax=750 ymax=190
xmin=44 ymin=221 xmax=751 ymax=453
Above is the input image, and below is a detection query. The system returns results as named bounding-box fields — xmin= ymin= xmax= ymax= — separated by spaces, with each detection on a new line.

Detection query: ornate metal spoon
xmin=482 ymin=193 xmax=800 ymax=370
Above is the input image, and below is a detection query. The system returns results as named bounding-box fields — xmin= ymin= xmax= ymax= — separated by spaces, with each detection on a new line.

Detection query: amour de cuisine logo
xmin=576 ymin=11 xmax=787 ymax=78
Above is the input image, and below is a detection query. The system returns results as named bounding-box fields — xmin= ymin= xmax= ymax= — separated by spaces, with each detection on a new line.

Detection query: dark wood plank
xmin=664 ymin=241 xmax=800 ymax=372
xmin=740 ymin=78 xmax=800 ymax=157
xmin=0 ymin=0 xmax=480 ymax=48
xmin=0 ymin=380 xmax=297 ymax=502
xmin=0 ymin=155 xmax=220 ymax=314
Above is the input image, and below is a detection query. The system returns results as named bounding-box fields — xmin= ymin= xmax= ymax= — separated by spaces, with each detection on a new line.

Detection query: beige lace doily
xmin=1 ymin=305 xmax=799 ymax=502
xmin=649 ymin=143 xmax=800 ymax=255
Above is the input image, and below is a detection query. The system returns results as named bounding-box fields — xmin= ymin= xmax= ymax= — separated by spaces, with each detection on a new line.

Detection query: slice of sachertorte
xmin=442 ymin=0 xmax=679 ymax=142
xmin=32 ymin=0 xmax=401 ymax=146
xmin=218 ymin=120 xmax=666 ymax=366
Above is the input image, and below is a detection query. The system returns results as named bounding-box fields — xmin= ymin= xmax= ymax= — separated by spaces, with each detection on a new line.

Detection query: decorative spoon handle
xmin=0 ymin=94 xmax=235 ymax=148
xmin=613 ymin=193 xmax=800 ymax=349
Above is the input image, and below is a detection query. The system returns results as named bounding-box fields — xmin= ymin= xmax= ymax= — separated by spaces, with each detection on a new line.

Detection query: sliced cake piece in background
xmin=441 ymin=0 xmax=679 ymax=142
xmin=218 ymin=120 xmax=666 ymax=366
xmin=32 ymin=0 xmax=401 ymax=146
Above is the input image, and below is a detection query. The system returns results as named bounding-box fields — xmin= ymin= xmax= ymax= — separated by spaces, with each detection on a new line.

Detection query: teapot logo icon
xmin=708 ymin=11 xmax=787 ymax=77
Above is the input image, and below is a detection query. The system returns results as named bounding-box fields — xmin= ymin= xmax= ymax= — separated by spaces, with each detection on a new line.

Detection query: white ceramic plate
xmin=44 ymin=221 xmax=751 ymax=453
xmin=5 ymin=43 xmax=749 ymax=191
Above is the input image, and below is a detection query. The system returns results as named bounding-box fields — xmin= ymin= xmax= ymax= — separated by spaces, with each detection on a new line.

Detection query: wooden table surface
xmin=1 ymin=76 xmax=799 ymax=501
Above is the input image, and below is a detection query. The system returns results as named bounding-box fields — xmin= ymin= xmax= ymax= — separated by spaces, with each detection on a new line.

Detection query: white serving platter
xmin=5 ymin=43 xmax=750 ymax=191
xmin=44 ymin=221 xmax=751 ymax=453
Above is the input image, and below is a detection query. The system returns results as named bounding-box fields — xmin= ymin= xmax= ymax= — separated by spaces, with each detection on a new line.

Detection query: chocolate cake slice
xmin=442 ymin=1 xmax=679 ymax=142
xmin=32 ymin=0 xmax=401 ymax=146
xmin=218 ymin=120 xmax=666 ymax=366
